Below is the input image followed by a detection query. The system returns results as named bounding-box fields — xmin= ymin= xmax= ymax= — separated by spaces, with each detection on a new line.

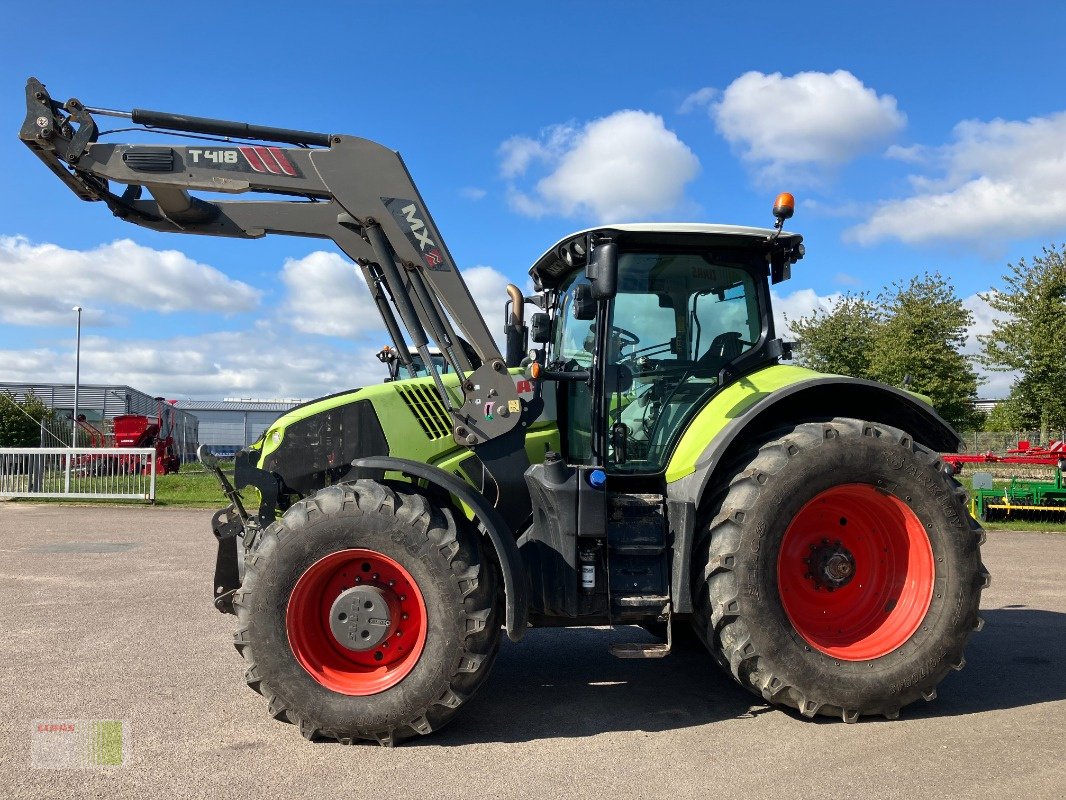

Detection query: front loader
xmin=21 ymin=78 xmax=989 ymax=745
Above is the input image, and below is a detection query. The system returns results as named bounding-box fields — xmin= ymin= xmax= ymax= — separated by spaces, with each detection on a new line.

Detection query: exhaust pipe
xmin=505 ymin=284 xmax=526 ymax=368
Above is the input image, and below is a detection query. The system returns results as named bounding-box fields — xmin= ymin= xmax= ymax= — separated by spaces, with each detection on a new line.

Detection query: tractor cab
xmin=528 ymin=224 xmax=804 ymax=476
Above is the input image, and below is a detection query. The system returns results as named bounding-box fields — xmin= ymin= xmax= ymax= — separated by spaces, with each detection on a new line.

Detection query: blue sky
xmin=2 ymin=1 xmax=1064 ymax=400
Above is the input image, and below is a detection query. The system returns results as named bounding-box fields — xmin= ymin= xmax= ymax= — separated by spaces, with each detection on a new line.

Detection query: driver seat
xmin=694 ymin=331 xmax=745 ymax=378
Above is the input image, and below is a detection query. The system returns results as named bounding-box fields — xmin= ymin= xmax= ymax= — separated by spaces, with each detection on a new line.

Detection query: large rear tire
xmin=233 ymin=480 xmax=500 ymax=745
xmin=692 ymin=418 xmax=988 ymax=721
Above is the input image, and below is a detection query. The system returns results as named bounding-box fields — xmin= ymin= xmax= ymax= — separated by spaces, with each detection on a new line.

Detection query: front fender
xmin=351 ymin=456 xmax=529 ymax=642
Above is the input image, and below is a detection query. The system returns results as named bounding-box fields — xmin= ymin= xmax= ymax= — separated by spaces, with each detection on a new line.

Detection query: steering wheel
xmin=611 ymin=326 xmax=640 ymax=348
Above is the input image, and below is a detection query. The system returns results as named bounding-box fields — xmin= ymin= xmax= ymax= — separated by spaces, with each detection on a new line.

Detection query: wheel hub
xmin=328 ymin=585 xmax=397 ymax=652
xmin=806 ymin=539 xmax=856 ymax=591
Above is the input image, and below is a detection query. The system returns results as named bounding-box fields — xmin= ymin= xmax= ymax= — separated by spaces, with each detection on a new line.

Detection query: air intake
xmin=394 ymin=383 xmax=452 ymax=440
xmin=122 ymin=148 xmax=174 ymax=172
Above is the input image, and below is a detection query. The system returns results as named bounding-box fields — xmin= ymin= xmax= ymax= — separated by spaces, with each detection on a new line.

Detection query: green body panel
xmin=257 ymin=372 xmax=559 ymax=488
xmin=664 ymin=364 xmax=826 ymax=483
xmin=664 ymin=364 xmax=936 ymax=483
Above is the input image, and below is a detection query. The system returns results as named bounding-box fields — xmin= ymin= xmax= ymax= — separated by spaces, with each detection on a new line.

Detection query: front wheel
xmin=233 ymin=480 xmax=501 ymax=745
xmin=692 ymin=418 xmax=988 ymax=721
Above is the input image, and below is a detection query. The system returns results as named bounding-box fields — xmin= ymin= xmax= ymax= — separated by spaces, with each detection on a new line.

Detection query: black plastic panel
xmin=263 ymin=399 xmax=388 ymax=496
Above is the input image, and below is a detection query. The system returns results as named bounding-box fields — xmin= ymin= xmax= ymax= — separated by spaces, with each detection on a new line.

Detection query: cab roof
xmin=528 ymin=223 xmax=803 ymax=289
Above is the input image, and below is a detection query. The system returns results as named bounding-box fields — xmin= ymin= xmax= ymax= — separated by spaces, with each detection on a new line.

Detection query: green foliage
xmin=868 ymin=273 xmax=983 ymax=431
xmin=787 ymin=292 xmax=883 ymax=376
xmin=979 ymin=244 xmax=1066 ymax=435
xmin=0 ymin=392 xmax=55 ymax=447
xmin=982 ymin=400 xmax=1023 ymax=432
xmin=788 ymin=274 xmax=982 ymax=431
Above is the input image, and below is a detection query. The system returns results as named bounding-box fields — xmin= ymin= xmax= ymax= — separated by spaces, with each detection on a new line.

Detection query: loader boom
xmin=19 ymin=78 xmax=535 ymax=459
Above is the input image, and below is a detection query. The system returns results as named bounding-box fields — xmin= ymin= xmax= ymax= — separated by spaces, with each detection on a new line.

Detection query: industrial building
xmin=173 ymin=399 xmax=303 ymax=454
xmin=0 ymin=381 xmax=199 ymax=461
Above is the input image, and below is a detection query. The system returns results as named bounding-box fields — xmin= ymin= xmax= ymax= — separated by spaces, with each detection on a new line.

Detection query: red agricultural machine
xmin=943 ymin=439 xmax=1066 ymax=473
xmin=75 ymin=398 xmax=182 ymax=476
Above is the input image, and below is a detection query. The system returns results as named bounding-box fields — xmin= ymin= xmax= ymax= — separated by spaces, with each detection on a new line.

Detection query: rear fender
xmin=665 ymin=376 xmax=961 ymax=612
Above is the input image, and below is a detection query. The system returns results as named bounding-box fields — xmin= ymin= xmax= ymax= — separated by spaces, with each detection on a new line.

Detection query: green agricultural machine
xmin=970 ymin=468 xmax=1066 ymax=521
xmin=21 ymin=78 xmax=989 ymax=745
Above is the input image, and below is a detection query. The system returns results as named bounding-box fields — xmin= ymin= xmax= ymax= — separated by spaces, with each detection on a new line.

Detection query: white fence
xmin=0 ymin=448 xmax=157 ymax=501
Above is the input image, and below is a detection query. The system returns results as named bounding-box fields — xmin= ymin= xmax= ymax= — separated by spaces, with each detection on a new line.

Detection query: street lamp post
xmin=72 ymin=305 xmax=82 ymax=447
xmin=65 ymin=305 xmax=82 ymax=495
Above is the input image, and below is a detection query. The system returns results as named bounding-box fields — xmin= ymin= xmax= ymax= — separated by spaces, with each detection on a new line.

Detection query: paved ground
xmin=1 ymin=504 xmax=1063 ymax=799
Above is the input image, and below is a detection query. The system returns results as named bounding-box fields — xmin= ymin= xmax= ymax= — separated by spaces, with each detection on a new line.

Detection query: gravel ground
xmin=1 ymin=503 xmax=1063 ymax=799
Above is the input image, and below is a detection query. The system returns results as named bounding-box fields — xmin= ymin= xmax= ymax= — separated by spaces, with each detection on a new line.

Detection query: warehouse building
xmin=0 ymin=381 xmax=199 ymax=461
xmin=173 ymin=399 xmax=303 ymax=455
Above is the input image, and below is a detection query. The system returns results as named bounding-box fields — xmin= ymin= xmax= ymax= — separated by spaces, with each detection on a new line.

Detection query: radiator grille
xmin=395 ymin=384 xmax=452 ymax=440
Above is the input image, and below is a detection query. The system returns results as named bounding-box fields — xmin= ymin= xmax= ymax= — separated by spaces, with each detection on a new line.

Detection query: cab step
xmin=608 ymin=614 xmax=672 ymax=659
xmin=608 ymin=641 xmax=671 ymax=659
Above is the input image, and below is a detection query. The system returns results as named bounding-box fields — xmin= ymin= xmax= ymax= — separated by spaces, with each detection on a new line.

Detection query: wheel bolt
xmin=399 ymin=595 xmax=407 ymax=602
xmin=401 ymin=613 xmax=409 ymax=620
xmin=388 ymin=579 xmax=395 ymax=587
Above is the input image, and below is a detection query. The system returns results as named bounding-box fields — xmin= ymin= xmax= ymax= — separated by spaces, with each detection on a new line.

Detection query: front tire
xmin=233 ymin=480 xmax=500 ymax=745
xmin=692 ymin=418 xmax=988 ymax=721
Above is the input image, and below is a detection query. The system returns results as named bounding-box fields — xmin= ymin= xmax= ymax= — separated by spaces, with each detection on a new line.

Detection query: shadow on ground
xmin=423 ymin=625 xmax=757 ymax=746
xmin=424 ymin=606 xmax=1066 ymax=744
xmin=910 ymin=606 xmax=1066 ymax=718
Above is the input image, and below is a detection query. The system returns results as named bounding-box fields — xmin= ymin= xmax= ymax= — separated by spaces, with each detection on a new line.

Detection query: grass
xmin=153 ymin=466 xmax=232 ymax=507
xmin=2 ymin=462 xmax=246 ymax=509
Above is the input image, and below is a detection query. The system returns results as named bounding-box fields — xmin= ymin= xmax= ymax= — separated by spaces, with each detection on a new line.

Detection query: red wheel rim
xmin=286 ymin=548 xmax=427 ymax=695
xmin=777 ymin=484 xmax=934 ymax=661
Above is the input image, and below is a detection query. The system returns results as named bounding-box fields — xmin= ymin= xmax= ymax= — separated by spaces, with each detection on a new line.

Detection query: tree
xmin=982 ymin=399 xmax=1024 ymax=432
xmin=0 ymin=392 xmax=54 ymax=447
xmin=868 ymin=273 xmax=983 ymax=431
xmin=787 ymin=292 xmax=883 ymax=377
xmin=978 ymin=244 xmax=1066 ymax=437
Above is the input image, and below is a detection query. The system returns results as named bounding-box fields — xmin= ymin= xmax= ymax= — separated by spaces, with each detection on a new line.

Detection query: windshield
xmin=551 ymin=251 xmax=764 ymax=471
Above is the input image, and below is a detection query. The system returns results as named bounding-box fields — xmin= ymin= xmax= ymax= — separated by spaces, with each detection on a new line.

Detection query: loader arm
xmin=19 ymin=77 xmax=533 ymax=456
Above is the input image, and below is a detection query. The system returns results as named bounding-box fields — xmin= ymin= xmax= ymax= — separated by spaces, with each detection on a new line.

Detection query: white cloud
xmin=462 ymin=265 xmax=513 ymax=335
xmin=771 ymin=287 xmax=842 ymax=338
xmin=280 ymin=251 xmax=380 ymax=338
xmin=711 ymin=70 xmax=905 ymax=180
xmin=280 ymin=250 xmax=514 ymax=350
xmin=502 ymin=110 xmax=700 ymax=222
xmin=962 ymin=292 xmax=1017 ymax=398
xmin=0 ymin=236 xmax=261 ymax=326
xmin=459 ymin=186 xmax=487 ymax=201
xmin=847 ymin=111 xmax=1066 ymax=246
xmin=679 ymin=87 xmax=718 ymax=114
xmin=0 ymin=326 xmax=386 ymax=399
xmin=0 ymin=237 xmax=521 ymax=398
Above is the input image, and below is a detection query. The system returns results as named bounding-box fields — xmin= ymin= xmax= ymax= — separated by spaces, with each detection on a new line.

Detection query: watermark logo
xmin=31 ymin=720 xmax=128 ymax=769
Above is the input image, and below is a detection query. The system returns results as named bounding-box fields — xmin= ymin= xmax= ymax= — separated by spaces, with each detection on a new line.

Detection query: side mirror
xmin=530 ymin=312 xmax=552 ymax=343
xmin=586 ymin=242 xmax=618 ymax=300
xmin=573 ymin=283 xmax=597 ymax=320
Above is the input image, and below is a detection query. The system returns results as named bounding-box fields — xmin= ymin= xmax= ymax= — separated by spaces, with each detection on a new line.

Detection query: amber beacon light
xmin=772 ymin=192 xmax=795 ymax=222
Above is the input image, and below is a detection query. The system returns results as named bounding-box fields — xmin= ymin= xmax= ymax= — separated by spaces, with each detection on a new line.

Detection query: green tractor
xmin=22 ymin=78 xmax=988 ymax=745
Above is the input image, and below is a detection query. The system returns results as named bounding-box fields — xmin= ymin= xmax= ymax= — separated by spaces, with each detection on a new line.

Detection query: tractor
xmin=21 ymin=78 xmax=988 ymax=746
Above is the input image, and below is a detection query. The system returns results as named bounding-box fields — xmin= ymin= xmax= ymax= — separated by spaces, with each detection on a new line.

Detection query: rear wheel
xmin=233 ymin=480 xmax=500 ymax=745
xmin=692 ymin=418 xmax=988 ymax=721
